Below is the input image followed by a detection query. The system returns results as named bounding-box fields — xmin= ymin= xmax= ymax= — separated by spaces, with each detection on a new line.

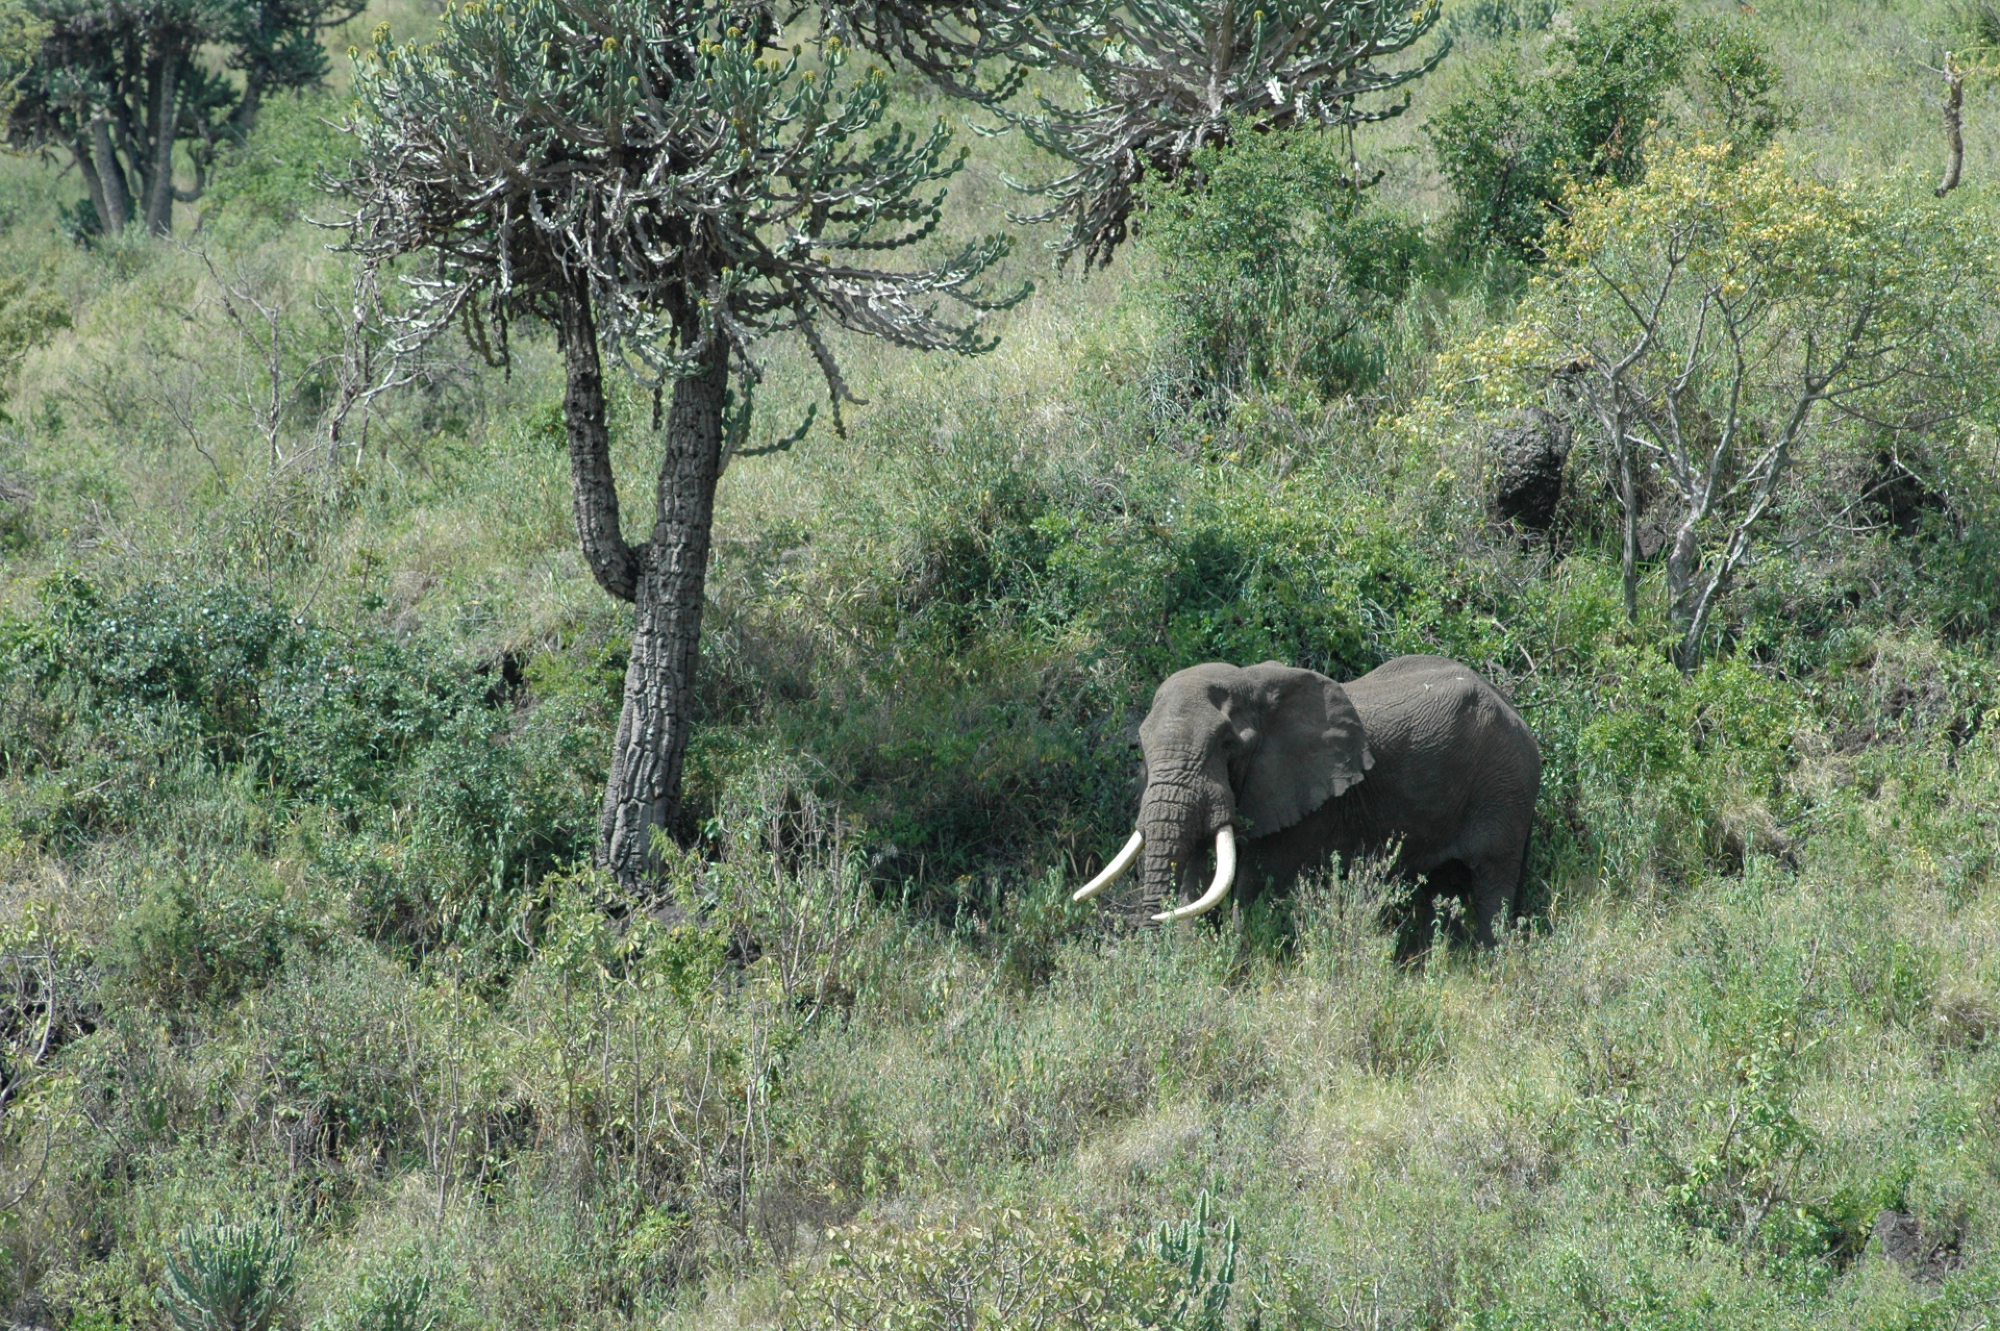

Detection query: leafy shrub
xmin=1428 ymin=0 xmax=1685 ymax=256
xmin=1139 ymin=126 xmax=1424 ymax=399
xmin=1446 ymin=0 xmax=1556 ymax=42
xmin=1427 ymin=1 xmax=1788 ymax=258
xmin=112 ymin=853 xmax=322 ymax=1009
xmin=318 ymin=1249 xmax=438 ymax=1331
xmin=0 ymin=266 xmax=69 ymax=394
xmin=201 ymin=91 xmax=348 ymax=232
xmin=0 ymin=575 xmax=599 ymax=955
xmin=159 ymin=1216 xmax=298 ymax=1331
xmin=1537 ymin=644 xmax=1805 ymax=889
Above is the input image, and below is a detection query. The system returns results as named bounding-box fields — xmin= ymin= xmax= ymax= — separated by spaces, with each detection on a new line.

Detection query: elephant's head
xmin=1076 ymin=662 xmax=1372 ymax=920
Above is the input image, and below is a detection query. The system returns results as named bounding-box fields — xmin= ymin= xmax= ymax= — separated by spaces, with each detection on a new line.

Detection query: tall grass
xmin=5 ymin=0 xmax=2000 ymax=1325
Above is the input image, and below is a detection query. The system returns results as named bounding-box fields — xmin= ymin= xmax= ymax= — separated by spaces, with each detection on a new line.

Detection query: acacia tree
xmin=1451 ymin=142 xmax=2000 ymax=669
xmin=342 ymin=0 xmax=1014 ymax=893
xmin=1 ymin=0 xmax=364 ymax=234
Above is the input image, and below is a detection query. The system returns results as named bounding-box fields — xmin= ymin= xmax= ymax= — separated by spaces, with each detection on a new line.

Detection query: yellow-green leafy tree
xmin=1445 ymin=142 xmax=2000 ymax=669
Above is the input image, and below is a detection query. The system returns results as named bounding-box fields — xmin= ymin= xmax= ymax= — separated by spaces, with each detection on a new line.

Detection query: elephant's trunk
xmin=1135 ymin=776 xmax=1232 ymax=919
xmin=1156 ymin=827 xmax=1236 ymax=922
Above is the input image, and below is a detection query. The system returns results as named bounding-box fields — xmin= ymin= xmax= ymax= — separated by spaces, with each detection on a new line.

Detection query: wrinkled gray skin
xmin=1133 ymin=655 xmax=1541 ymax=944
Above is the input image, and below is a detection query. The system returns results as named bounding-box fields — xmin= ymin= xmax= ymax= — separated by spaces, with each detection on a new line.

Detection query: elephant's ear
xmin=1234 ymin=662 xmax=1372 ymax=839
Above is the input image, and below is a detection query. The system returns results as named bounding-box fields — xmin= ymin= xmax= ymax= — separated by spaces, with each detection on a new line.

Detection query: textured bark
xmin=559 ymin=281 xmax=641 ymax=603
xmin=597 ymin=335 xmax=730 ymax=893
xmin=71 ymin=134 xmax=112 ymax=233
xmin=143 ymin=55 xmax=180 ymax=234
xmin=88 ymin=119 xmax=134 ymax=232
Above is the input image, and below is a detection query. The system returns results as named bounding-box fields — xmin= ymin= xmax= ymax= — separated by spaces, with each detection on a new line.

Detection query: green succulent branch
xmin=1009 ymin=0 xmax=1449 ymax=266
xmin=820 ymin=0 xmax=1447 ymax=266
xmin=159 ymin=1216 xmax=299 ymax=1331
xmin=341 ymin=0 xmax=1019 ymax=419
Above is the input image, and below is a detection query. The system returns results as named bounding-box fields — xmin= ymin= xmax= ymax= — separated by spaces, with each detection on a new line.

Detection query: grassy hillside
xmin=6 ymin=0 xmax=2000 ymax=1327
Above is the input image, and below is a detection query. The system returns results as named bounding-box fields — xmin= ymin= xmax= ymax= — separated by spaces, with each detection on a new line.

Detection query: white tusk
xmin=1154 ymin=826 xmax=1237 ymax=923
xmin=1073 ymin=830 xmax=1144 ymax=902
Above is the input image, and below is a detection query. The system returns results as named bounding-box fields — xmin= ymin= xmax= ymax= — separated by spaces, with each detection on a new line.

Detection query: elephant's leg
xmin=1467 ymin=840 xmax=1528 ymax=946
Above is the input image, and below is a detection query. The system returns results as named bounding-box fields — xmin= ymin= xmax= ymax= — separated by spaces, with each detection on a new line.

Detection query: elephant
xmin=1074 ymin=655 xmax=1541 ymax=944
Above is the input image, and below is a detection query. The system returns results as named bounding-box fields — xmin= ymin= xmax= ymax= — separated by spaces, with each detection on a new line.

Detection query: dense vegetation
xmin=4 ymin=0 xmax=2000 ymax=1326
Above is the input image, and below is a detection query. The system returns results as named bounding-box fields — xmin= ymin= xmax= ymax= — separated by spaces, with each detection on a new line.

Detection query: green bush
xmin=1428 ymin=0 xmax=1684 ymax=256
xmin=201 ymin=91 xmax=349 ymax=233
xmin=0 ymin=575 xmax=599 ymax=955
xmin=1138 ymin=126 xmax=1425 ymax=399
xmin=1446 ymin=0 xmax=1556 ymax=42
xmin=318 ymin=1248 xmax=439 ymax=1331
xmin=1426 ymin=0 xmax=1788 ymax=258
xmin=112 ymin=852 xmax=323 ymax=1009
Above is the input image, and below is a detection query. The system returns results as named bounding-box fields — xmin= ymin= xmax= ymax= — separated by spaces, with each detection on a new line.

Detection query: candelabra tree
xmin=826 ymin=0 xmax=1448 ymax=265
xmin=1023 ymin=0 xmax=1447 ymax=264
xmin=341 ymin=0 xmax=1017 ymax=894
xmin=1 ymin=0 xmax=365 ymax=234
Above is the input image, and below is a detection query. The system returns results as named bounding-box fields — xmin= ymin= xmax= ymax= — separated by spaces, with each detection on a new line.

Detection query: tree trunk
xmin=1665 ymin=523 xmax=1702 ymax=672
xmin=558 ymin=281 xmax=640 ymax=603
xmin=1937 ymin=58 xmax=1965 ymax=199
xmin=143 ymin=53 xmax=181 ymax=233
xmin=598 ymin=338 xmax=730 ymax=894
xmin=89 ymin=119 xmax=135 ymax=232
xmin=71 ymin=134 xmax=112 ymax=234
xmin=1613 ymin=404 xmax=1639 ymax=623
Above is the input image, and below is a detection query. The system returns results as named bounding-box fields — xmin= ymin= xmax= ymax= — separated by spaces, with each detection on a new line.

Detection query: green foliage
xmin=201 ymin=90 xmax=348 ymax=232
xmin=1427 ymin=0 xmax=1790 ymax=258
xmin=1139 ymin=126 xmax=1424 ymax=399
xmin=344 ymin=0 xmax=1011 ymax=398
xmin=1145 ymin=1191 xmax=1241 ymax=1331
xmin=160 ymin=1216 xmax=299 ymax=1331
xmin=0 ymin=575 xmax=599 ymax=950
xmin=1446 ymin=0 xmax=1556 ymax=43
xmin=319 ymin=1249 xmax=437 ymax=1331
xmin=1428 ymin=0 xmax=1686 ymax=255
xmin=1686 ymin=20 xmax=1795 ymax=153
xmin=0 ymin=263 xmax=65 ymax=392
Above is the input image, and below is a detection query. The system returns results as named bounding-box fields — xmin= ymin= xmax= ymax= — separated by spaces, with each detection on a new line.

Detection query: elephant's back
xmin=1345 ymin=655 xmax=1539 ymax=774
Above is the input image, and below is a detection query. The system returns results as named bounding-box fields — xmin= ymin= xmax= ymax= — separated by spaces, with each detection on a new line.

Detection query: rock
xmin=1872 ymin=1209 xmax=1960 ymax=1281
xmin=1489 ymin=408 xmax=1571 ymax=532
xmin=1873 ymin=1209 xmax=1924 ymax=1269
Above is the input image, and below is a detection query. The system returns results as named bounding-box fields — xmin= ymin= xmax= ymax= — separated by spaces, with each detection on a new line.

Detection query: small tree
xmin=342 ymin=0 xmax=1015 ymax=893
xmin=0 ymin=0 xmax=365 ymax=234
xmin=1138 ymin=124 xmax=1421 ymax=397
xmin=1450 ymin=142 xmax=2000 ymax=669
